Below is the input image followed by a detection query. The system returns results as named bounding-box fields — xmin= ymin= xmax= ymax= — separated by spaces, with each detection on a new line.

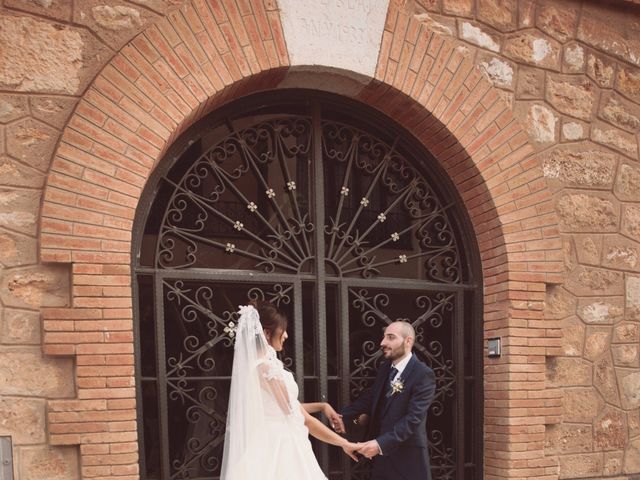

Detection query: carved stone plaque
xmin=278 ymin=0 xmax=390 ymax=77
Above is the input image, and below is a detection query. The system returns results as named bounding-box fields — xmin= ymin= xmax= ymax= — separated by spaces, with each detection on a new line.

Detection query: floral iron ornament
xmin=388 ymin=377 xmax=404 ymax=396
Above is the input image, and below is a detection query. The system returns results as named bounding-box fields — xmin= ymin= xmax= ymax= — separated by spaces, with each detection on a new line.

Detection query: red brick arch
xmin=39 ymin=1 xmax=564 ymax=479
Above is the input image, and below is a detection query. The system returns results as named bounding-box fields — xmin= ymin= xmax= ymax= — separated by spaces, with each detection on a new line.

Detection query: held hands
xmin=357 ymin=440 xmax=381 ymax=460
xmin=341 ymin=441 xmax=360 ymax=461
xmin=323 ymin=403 xmax=346 ymax=434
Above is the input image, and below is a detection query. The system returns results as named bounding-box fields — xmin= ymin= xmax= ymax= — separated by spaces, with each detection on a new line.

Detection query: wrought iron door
xmin=133 ymin=92 xmax=482 ymax=480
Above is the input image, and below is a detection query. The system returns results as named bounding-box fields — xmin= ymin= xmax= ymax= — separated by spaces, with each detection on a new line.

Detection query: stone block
xmin=622 ymin=206 xmax=640 ymax=242
xmin=0 ymin=264 xmax=69 ymax=308
xmin=30 ymin=96 xmax=78 ymax=130
xmin=594 ymin=354 xmax=620 ymax=407
xmin=563 ymin=387 xmax=604 ymax=423
xmin=0 ymin=348 xmax=74 ymax=397
xmin=545 ymin=286 xmax=577 ymax=319
xmin=415 ymin=13 xmax=455 ymax=37
xmin=0 ymin=396 xmax=46 ymax=444
xmin=458 ymin=20 xmax=501 ymax=52
xmin=546 ymin=357 xmax=592 ymax=387
xmin=279 ymin=0 xmax=389 ymax=78
xmin=618 ymin=369 xmax=640 ymax=410
xmin=578 ymin=297 xmax=624 ymax=325
xmin=477 ymin=0 xmax=517 ymax=31
xmin=478 ymin=53 xmax=514 ymax=89
xmin=561 ymin=120 xmax=588 ymax=142
xmin=561 ymin=316 xmax=584 ymax=356
xmin=613 ymin=322 xmax=639 ymax=343
xmin=626 ymin=275 xmax=640 ymax=321
xmin=546 ymin=74 xmax=597 ymax=121
xmin=4 ymin=0 xmax=72 ymax=21
xmin=599 ymin=92 xmax=640 ymax=133
xmin=537 ymin=1 xmax=579 ymax=42
xmin=0 ymin=95 xmax=29 ymax=124
xmin=0 ymin=188 xmax=40 ymax=236
xmin=612 ymin=344 xmax=639 ymax=367
xmin=515 ymin=66 xmax=545 ymax=99
xmin=556 ymin=193 xmax=619 ymax=233
xmin=587 ymin=52 xmax=615 ymax=88
xmin=615 ymin=163 xmax=640 ymax=202
xmin=574 ymin=234 xmax=602 ymax=266
xmin=516 ymin=0 xmax=535 ymax=28
xmin=545 ymin=423 xmax=592 ymax=455
xmin=602 ymin=235 xmax=640 ymax=272
xmin=0 ymin=229 xmax=37 ymax=267
xmin=73 ymin=1 xmax=158 ymax=51
xmin=6 ymin=118 xmax=59 ymax=172
xmin=0 ymin=13 xmax=111 ymax=95
xmin=543 ymin=144 xmax=616 ymax=190
xmin=0 ymin=308 xmax=41 ymax=344
xmin=603 ymin=450 xmax=624 ymax=476
xmin=564 ymin=235 xmax=578 ymax=272
xmin=584 ymin=326 xmax=612 ymax=361
xmin=559 ymin=452 xmax=603 ymax=479
xmin=18 ymin=445 xmax=79 ymax=480
xmin=623 ymin=437 xmax=640 ymax=474
xmin=504 ymin=31 xmax=561 ymax=70
xmin=520 ymin=102 xmax=557 ymax=146
xmin=629 ymin=409 xmax=640 ymax=438
xmin=591 ymin=121 xmax=638 ymax=160
xmin=617 ymin=66 xmax=640 ymax=104
xmin=567 ymin=266 xmax=625 ymax=296
xmin=442 ymin=0 xmax=473 ymax=17
xmin=594 ymin=406 xmax=627 ymax=450
xmin=578 ymin=11 xmax=640 ymax=68
xmin=0 ymin=156 xmax=46 ymax=188
xmin=563 ymin=43 xmax=585 ymax=73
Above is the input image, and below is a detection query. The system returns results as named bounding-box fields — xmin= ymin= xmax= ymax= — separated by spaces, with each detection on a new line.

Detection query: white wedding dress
xmin=220 ymin=305 xmax=327 ymax=480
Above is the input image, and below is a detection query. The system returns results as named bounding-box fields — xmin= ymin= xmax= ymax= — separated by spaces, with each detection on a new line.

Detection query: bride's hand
xmin=323 ymin=403 xmax=346 ymax=434
xmin=341 ymin=441 xmax=360 ymax=461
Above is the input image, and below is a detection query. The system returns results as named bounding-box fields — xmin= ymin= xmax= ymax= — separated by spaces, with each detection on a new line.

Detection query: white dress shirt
xmin=390 ymin=351 xmax=412 ymax=381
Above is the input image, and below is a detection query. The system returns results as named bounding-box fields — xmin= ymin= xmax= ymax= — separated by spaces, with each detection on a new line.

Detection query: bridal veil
xmin=220 ymin=305 xmax=293 ymax=479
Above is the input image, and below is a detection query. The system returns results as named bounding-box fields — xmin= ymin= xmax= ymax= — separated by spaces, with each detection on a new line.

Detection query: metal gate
xmin=133 ymin=92 xmax=482 ymax=480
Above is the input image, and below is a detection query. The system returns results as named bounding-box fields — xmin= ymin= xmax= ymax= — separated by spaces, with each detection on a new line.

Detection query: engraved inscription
xmin=319 ymin=0 xmax=373 ymax=14
xmin=300 ymin=17 xmax=365 ymax=45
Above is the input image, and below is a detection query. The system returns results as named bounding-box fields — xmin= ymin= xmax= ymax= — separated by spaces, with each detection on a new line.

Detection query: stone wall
xmin=401 ymin=0 xmax=640 ymax=477
xmin=0 ymin=2 xmax=187 ymax=478
xmin=0 ymin=0 xmax=638 ymax=479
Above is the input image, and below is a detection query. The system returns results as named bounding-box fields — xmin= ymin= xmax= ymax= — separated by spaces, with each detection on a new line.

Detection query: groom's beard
xmin=382 ymin=345 xmax=406 ymax=361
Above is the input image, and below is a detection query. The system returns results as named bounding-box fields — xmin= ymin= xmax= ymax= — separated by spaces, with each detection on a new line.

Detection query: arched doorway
xmin=132 ymin=90 xmax=483 ymax=480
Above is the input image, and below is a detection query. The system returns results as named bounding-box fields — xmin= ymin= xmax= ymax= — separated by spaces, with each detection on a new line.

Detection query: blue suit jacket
xmin=342 ymin=354 xmax=436 ymax=480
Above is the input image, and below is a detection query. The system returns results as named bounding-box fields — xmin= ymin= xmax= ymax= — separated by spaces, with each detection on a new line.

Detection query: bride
xmin=220 ymin=300 xmax=359 ymax=479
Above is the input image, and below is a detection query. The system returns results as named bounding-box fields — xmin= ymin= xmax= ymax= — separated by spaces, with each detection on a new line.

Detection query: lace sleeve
xmin=257 ymin=350 xmax=293 ymax=416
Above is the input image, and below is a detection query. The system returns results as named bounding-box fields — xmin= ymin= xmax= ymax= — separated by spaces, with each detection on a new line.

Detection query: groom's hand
xmin=357 ymin=440 xmax=381 ymax=459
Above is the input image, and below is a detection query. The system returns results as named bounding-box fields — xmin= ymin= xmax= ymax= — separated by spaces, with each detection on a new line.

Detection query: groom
xmin=338 ymin=321 xmax=436 ymax=480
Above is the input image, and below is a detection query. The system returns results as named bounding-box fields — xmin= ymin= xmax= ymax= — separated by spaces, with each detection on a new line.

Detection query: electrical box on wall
xmin=487 ymin=337 xmax=501 ymax=358
xmin=0 ymin=437 xmax=13 ymax=480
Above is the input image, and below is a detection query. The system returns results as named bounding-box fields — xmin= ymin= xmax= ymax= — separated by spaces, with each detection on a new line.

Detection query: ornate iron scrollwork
xmin=135 ymin=96 xmax=479 ymax=480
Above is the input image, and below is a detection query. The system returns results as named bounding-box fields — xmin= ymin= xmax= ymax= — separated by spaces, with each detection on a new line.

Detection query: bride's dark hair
xmin=249 ymin=299 xmax=288 ymax=338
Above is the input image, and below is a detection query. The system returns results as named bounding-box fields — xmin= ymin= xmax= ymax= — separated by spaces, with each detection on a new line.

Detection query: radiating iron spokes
xmin=321 ymin=120 xmax=461 ymax=281
xmin=156 ymin=117 xmax=314 ymax=271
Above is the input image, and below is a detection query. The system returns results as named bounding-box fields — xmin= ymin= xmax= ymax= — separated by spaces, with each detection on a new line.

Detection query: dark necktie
xmin=386 ymin=366 xmax=398 ymax=396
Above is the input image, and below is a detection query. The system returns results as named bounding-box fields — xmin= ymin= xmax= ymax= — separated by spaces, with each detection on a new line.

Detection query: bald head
xmin=390 ymin=321 xmax=415 ymax=342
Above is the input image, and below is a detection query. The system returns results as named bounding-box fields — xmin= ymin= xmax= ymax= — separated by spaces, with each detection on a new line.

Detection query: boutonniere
xmin=389 ymin=377 xmax=404 ymax=396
